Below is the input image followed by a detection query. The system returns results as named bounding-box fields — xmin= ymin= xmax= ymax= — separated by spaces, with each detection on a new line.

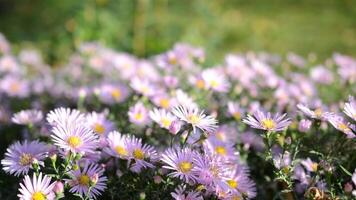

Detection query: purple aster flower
xmin=161 ymin=147 xmax=198 ymax=183
xmin=1 ymin=140 xmax=49 ymax=176
xmin=227 ymin=101 xmax=245 ymax=121
xmin=12 ymin=109 xmax=43 ymax=125
xmin=125 ymin=135 xmax=158 ymax=173
xmin=239 ymin=131 xmax=264 ymax=152
xmin=301 ymin=158 xmax=318 ymax=172
xmin=298 ymin=119 xmax=312 ymax=133
xmin=97 ymin=83 xmax=129 ymax=104
xmin=272 ymin=151 xmax=291 ymax=170
xmin=171 ymin=185 xmax=203 ymax=200
xmin=310 ymin=66 xmax=334 ymax=85
xmin=0 ymin=75 xmax=30 ymax=98
xmin=174 ymin=89 xmax=198 ymax=110
xmin=344 ymin=96 xmax=356 ymax=122
xmin=243 ymin=110 xmax=291 ymax=132
xmin=203 ymin=135 xmax=236 ymax=160
xmin=149 ymin=108 xmax=176 ymax=129
xmin=201 ymin=68 xmax=230 ymax=92
xmin=130 ymin=77 xmax=156 ymax=97
xmin=172 ymin=105 xmax=218 ymax=134
xmin=18 ymin=173 xmax=56 ymax=200
xmin=85 ymin=111 xmax=115 ymax=137
xmin=151 ymin=93 xmax=175 ymax=109
xmin=327 ymin=115 xmax=355 ymax=138
xmin=47 ymin=107 xmax=86 ymax=128
xmin=66 ymin=162 xmax=107 ymax=199
xmin=128 ymin=101 xmax=151 ymax=126
xmin=51 ymin=124 xmax=98 ymax=155
xmin=104 ymin=131 xmax=129 ymax=159
xmin=297 ymin=104 xmax=331 ymax=121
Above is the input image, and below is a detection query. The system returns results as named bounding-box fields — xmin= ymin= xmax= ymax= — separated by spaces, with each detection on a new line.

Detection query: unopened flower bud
xmin=90 ymin=174 xmax=99 ymax=186
xmin=298 ymin=119 xmax=312 ymax=133
xmin=54 ymin=181 xmax=64 ymax=194
xmin=169 ymin=120 xmax=181 ymax=135
xmin=153 ymin=175 xmax=162 ymax=184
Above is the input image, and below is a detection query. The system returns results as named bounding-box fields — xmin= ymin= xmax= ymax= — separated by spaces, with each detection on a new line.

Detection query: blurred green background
xmin=0 ymin=0 xmax=355 ymax=64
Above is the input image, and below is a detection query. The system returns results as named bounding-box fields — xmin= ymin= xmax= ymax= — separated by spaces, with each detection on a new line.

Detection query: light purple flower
xmin=171 ymin=185 xmax=203 ymax=200
xmin=227 ymin=101 xmax=245 ymax=121
xmin=297 ymin=104 xmax=331 ymax=121
xmin=149 ymin=108 xmax=176 ymax=129
xmin=47 ymin=107 xmax=86 ymax=128
xmin=344 ymin=96 xmax=356 ymax=122
xmin=161 ymin=148 xmax=198 ymax=183
xmin=85 ymin=111 xmax=115 ymax=137
xmin=327 ymin=115 xmax=355 ymax=138
xmin=201 ymin=68 xmax=230 ymax=92
xmin=0 ymin=75 xmax=30 ymax=98
xmin=104 ymin=131 xmax=129 ymax=159
xmin=97 ymin=83 xmax=129 ymax=104
xmin=12 ymin=109 xmax=43 ymax=125
xmin=301 ymin=158 xmax=318 ymax=172
xmin=66 ymin=162 xmax=107 ymax=199
xmin=172 ymin=105 xmax=218 ymax=134
xmin=243 ymin=110 xmax=291 ymax=132
xmin=128 ymin=102 xmax=150 ymax=126
xmin=1 ymin=140 xmax=49 ymax=176
xmin=18 ymin=173 xmax=56 ymax=200
xmin=310 ymin=66 xmax=334 ymax=84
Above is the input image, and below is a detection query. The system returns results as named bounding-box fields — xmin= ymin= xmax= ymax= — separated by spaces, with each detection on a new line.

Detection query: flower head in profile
xmin=126 ymin=135 xmax=158 ymax=173
xmin=85 ymin=111 xmax=115 ymax=137
xmin=128 ymin=101 xmax=150 ymax=126
xmin=344 ymin=96 xmax=356 ymax=122
xmin=297 ymin=104 xmax=331 ymax=121
xmin=243 ymin=110 xmax=291 ymax=132
xmin=171 ymin=185 xmax=203 ymax=200
xmin=66 ymin=162 xmax=107 ymax=199
xmin=301 ymin=158 xmax=318 ymax=172
xmin=227 ymin=101 xmax=245 ymax=121
xmin=18 ymin=173 xmax=56 ymax=200
xmin=327 ymin=115 xmax=355 ymax=138
xmin=172 ymin=105 xmax=218 ymax=134
xmin=1 ymin=140 xmax=49 ymax=176
xmin=51 ymin=124 xmax=98 ymax=155
xmin=149 ymin=108 xmax=176 ymax=129
xmin=12 ymin=109 xmax=43 ymax=125
xmin=161 ymin=148 xmax=198 ymax=183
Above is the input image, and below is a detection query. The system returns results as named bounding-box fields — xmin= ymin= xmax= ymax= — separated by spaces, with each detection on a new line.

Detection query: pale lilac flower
xmin=0 ymin=55 xmax=19 ymax=73
xmin=171 ymin=185 xmax=203 ymax=200
xmin=66 ymin=162 xmax=107 ymax=199
xmin=163 ymin=76 xmax=178 ymax=88
xmin=203 ymin=136 xmax=236 ymax=160
xmin=243 ymin=110 xmax=291 ymax=132
xmin=297 ymin=104 xmax=331 ymax=121
xmin=169 ymin=120 xmax=183 ymax=135
xmin=47 ymin=107 xmax=86 ymax=128
xmin=239 ymin=131 xmax=265 ymax=152
xmin=0 ymin=33 xmax=10 ymax=53
xmin=85 ymin=111 xmax=115 ymax=137
xmin=128 ymin=102 xmax=150 ymax=126
xmin=344 ymin=96 xmax=356 ymax=122
xmin=301 ymin=158 xmax=318 ymax=172
xmin=213 ymin=125 xmax=238 ymax=143
xmin=149 ymin=108 xmax=176 ymax=129
xmin=272 ymin=151 xmax=291 ymax=170
xmin=1 ymin=140 xmax=49 ymax=176
xmin=51 ymin=124 xmax=98 ymax=155
xmin=327 ymin=115 xmax=355 ymax=138
xmin=227 ymin=101 xmax=245 ymax=121
xmin=310 ymin=66 xmax=334 ymax=84
xmin=174 ymin=89 xmax=198 ymax=110
xmin=130 ymin=77 xmax=156 ymax=97
xmin=18 ymin=173 xmax=56 ymax=200
xmin=126 ymin=135 xmax=158 ymax=173
xmin=333 ymin=53 xmax=356 ymax=83
xmin=161 ymin=148 xmax=198 ymax=183
xmin=104 ymin=131 xmax=129 ymax=159
xmin=0 ymin=75 xmax=30 ymax=98
xmin=287 ymin=52 xmax=306 ymax=68
xmin=298 ymin=119 xmax=312 ymax=133
xmin=97 ymin=83 xmax=129 ymax=104
xmin=12 ymin=109 xmax=43 ymax=125
xmin=201 ymin=68 xmax=230 ymax=92
xmin=151 ymin=93 xmax=175 ymax=109
xmin=172 ymin=105 xmax=218 ymax=134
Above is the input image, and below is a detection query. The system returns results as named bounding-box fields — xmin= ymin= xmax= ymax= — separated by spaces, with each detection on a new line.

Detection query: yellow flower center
xmin=311 ymin=163 xmax=318 ymax=172
xmin=79 ymin=175 xmax=90 ymax=186
xmin=227 ymin=179 xmax=238 ymax=189
xmin=67 ymin=136 xmax=82 ymax=148
xmin=133 ymin=149 xmax=145 ymax=160
xmin=134 ymin=112 xmax=143 ymax=121
xmin=10 ymin=82 xmax=20 ymax=93
xmin=160 ymin=118 xmax=171 ymax=128
xmin=314 ymin=108 xmax=323 ymax=118
xmin=32 ymin=191 xmax=46 ymax=200
xmin=94 ymin=123 xmax=105 ymax=135
xmin=216 ymin=132 xmax=225 ymax=141
xmin=338 ymin=123 xmax=350 ymax=132
xmin=231 ymin=195 xmax=241 ymax=200
xmin=188 ymin=114 xmax=200 ymax=125
xmin=179 ymin=161 xmax=193 ymax=173
xmin=115 ymin=146 xmax=128 ymax=156
xmin=233 ymin=112 xmax=241 ymax=120
xmin=111 ymin=89 xmax=121 ymax=100
xmin=210 ymin=80 xmax=219 ymax=88
xmin=261 ymin=119 xmax=276 ymax=130
xmin=169 ymin=56 xmax=177 ymax=65
xmin=19 ymin=153 xmax=33 ymax=166
xmin=159 ymin=98 xmax=170 ymax=109
xmin=215 ymin=146 xmax=227 ymax=155
xmin=196 ymin=79 xmax=205 ymax=89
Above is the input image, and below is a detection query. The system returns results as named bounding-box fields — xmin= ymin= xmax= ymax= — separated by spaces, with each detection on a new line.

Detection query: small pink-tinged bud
xmin=54 ymin=181 xmax=64 ymax=194
xmin=169 ymin=120 xmax=181 ymax=135
xmin=153 ymin=175 xmax=162 ymax=184
xmin=344 ymin=182 xmax=353 ymax=193
xmin=90 ymin=174 xmax=99 ymax=185
xmin=163 ymin=76 xmax=178 ymax=88
xmin=285 ymin=137 xmax=292 ymax=145
xmin=298 ymin=119 xmax=312 ymax=132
